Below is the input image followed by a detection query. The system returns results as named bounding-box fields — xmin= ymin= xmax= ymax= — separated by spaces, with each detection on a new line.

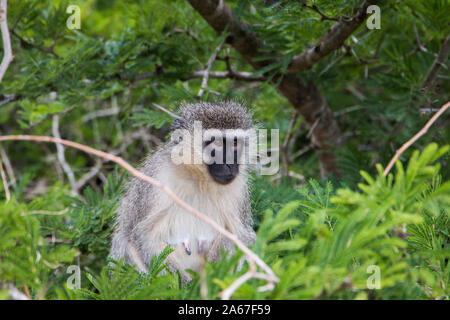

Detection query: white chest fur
xmin=146 ymin=163 xmax=246 ymax=271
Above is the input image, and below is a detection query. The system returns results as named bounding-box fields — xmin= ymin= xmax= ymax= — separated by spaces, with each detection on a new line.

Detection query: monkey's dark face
xmin=204 ymin=136 xmax=241 ymax=185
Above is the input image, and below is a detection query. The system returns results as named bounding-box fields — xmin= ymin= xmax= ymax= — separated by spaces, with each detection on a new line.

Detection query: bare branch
xmin=197 ymin=38 xmax=226 ymax=98
xmin=186 ymin=70 xmax=265 ymax=81
xmin=74 ymin=161 xmax=103 ymax=192
xmin=0 ymin=135 xmax=279 ymax=290
xmin=219 ymin=261 xmax=276 ymax=300
xmin=287 ymin=0 xmax=380 ymax=74
xmin=0 ymin=94 xmax=16 ymax=107
xmin=281 ymin=110 xmax=299 ymax=177
xmin=0 ymin=0 xmax=13 ymax=82
xmin=152 ymin=103 xmax=180 ymax=119
xmin=135 ymin=70 xmax=265 ymax=82
xmin=82 ymin=106 xmax=120 ymax=123
xmin=28 ymin=208 xmax=69 ymax=215
xmin=0 ymin=152 xmax=10 ymax=201
xmin=383 ymin=101 xmax=449 ymax=176
xmin=52 ymin=115 xmax=77 ymax=194
xmin=187 ymin=0 xmax=343 ymax=177
xmin=0 ymin=144 xmax=14 ymax=186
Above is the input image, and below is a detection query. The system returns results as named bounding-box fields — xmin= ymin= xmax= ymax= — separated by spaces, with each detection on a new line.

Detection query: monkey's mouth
xmin=207 ymin=163 xmax=239 ymax=185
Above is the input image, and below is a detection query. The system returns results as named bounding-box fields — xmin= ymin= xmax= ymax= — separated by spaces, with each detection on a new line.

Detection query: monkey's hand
xmin=179 ymin=238 xmax=213 ymax=256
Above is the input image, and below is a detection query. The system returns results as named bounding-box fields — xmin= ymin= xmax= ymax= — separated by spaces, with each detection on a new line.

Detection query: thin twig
xmin=82 ymin=106 xmax=120 ymax=122
xmin=412 ymin=24 xmax=428 ymax=54
xmin=52 ymin=115 xmax=77 ymax=194
xmin=383 ymin=101 xmax=449 ymax=176
xmin=301 ymin=1 xmax=349 ymax=22
xmin=0 ymin=144 xmax=15 ymax=186
xmin=11 ymin=29 xmax=59 ymax=57
xmin=281 ymin=110 xmax=299 ymax=177
xmin=135 ymin=70 xmax=265 ymax=82
xmin=0 ymin=94 xmax=16 ymax=107
xmin=0 ymin=0 xmax=13 ymax=82
xmin=0 ymin=153 xmax=10 ymax=201
xmin=74 ymin=161 xmax=102 ymax=192
xmin=0 ymin=135 xmax=279 ymax=289
xmin=197 ymin=39 xmax=226 ymax=98
xmin=152 ymin=103 xmax=180 ymax=119
xmin=28 ymin=208 xmax=69 ymax=215
xmin=219 ymin=260 xmax=276 ymax=300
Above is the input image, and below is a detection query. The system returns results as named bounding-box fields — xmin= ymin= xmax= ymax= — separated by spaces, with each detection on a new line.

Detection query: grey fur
xmin=109 ymin=102 xmax=256 ymax=282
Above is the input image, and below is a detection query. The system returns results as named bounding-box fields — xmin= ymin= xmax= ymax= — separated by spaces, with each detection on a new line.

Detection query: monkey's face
xmin=203 ymin=135 xmax=243 ymax=185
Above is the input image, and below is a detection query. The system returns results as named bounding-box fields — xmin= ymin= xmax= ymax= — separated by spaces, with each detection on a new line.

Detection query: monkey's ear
xmin=171 ymin=117 xmax=185 ymax=131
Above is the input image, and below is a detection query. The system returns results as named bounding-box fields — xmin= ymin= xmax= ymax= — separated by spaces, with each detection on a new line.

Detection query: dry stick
xmin=52 ymin=115 xmax=77 ymax=194
xmin=28 ymin=208 xmax=69 ymax=215
xmin=0 ymin=144 xmax=15 ymax=186
xmin=220 ymin=262 xmax=275 ymax=300
xmin=0 ymin=0 xmax=13 ymax=82
xmin=281 ymin=110 xmax=299 ymax=177
xmin=74 ymin=161 xmax=103 ymax=192
xmin=82 ymin=106 xmax=120 ymax=123
xmin=0 ymin=154 xmax=9 ymax=201
xmin=152 ymin=103 xmax=180 ymax=119
xmin=197 ymin=39 xmax=225 ymax=98
xmin=135 ymin=70 xmax=265 ymax=82
xmin=0 ymin=135 xmax=279 ymax=285
xmin=383 ymin=101 xmax=450 ymax=176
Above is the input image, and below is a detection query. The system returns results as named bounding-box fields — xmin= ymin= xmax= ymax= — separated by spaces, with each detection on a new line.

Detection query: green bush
xmin=1 ymin=144 xmax=448 ymax=300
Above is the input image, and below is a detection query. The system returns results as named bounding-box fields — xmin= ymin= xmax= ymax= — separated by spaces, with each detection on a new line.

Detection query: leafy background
xmin=0 ymin=0 xmax=448 ymax=299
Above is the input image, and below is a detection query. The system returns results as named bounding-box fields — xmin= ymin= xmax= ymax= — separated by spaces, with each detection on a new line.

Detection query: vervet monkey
xmin=110 ymin=102 xmax=256 ymax=282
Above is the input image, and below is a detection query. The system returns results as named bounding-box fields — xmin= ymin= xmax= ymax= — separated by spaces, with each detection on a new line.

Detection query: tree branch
xmin=0 ymin=0 xmax=13 ymax=82
xmin=421 ymin=35 xmax=450 ymax=91
xmin=383 ymin=101 xmax=449 ymax=176
xmin=288 ymin=0 xmax=380 ymax=74
xmin=187 ymin=0 xmax=343 ymax=177
xmin=0 ymin=152 xmax=10 ymax=201
xmin=197 ymin=38 xmax=225 ymax=98
xmin=52 ymin=115 xmax=77 ymax=194
xmin=11 ymin=29 xmax=59 ymax=58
